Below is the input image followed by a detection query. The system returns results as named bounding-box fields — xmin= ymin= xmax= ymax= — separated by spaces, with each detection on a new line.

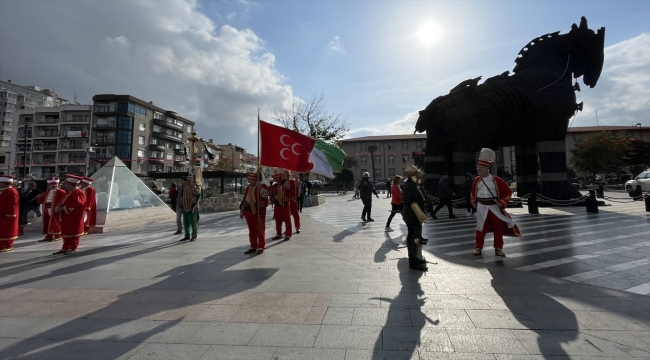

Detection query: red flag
xmin=259 ymin=120 xmax=315 ymax=172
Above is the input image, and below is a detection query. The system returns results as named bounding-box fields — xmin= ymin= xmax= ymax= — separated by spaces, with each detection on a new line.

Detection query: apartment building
xmin=217 ymin=143 xmax=247 ymax=172
xmin=90 ymin=94 xmax=195 ymax=176
xmin=0 ymin=80 xmax=69 ymax=175
xmin=13 ymin=105 xmax=92 ymax=179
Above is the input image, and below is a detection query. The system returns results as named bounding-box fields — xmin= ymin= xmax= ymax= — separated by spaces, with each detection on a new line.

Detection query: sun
xmin=418 ymin=21 xmax=441 ymax=45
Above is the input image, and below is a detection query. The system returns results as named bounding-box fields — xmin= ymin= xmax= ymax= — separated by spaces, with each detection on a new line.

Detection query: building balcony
xmin=154 ymin=118 xmax=184 ymax=131
xmin=59 ymin=158 xmax=87 ymax=165
xmin=92 ymin=138 xmax=115 ymax=146
xmin=31 ymin=160 xmax=57 ymax=166
xmin=173 ymin=148 xmax=185 ymax=155
xmin=148 ymin=158 xmax=165 ymax=163
xmin=149 ymin=143 xmax=165 ymax=151
xmin=60 ymin=117 xmax=89 ymax=124
xmin=153 ymin=131 xmax=183 ymax=143
xmin=61 ymin=131 xmax=88 ymax=138
xmin=93 ymin=123 xmax=116 ymax=130
xmin=33 ymin=132 xmax=59 ymax=139
xmin=59 ymin=144 xmax=87 ymax=151
xmin=32 ymin=145 xmax=59 ymax=152
xmin=35 ymin=118 xmax=59 ymax=125
xmin=16 ymin=146 xmax=32 ymax=152
xmin=90 ymin=153 xmax=114 ymax=162
xmin=174 ymin=160 xmax=187 ymax=166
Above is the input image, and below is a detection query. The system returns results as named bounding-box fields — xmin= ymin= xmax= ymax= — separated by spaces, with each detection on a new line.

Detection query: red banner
xmin=259 ymin=120 xmax=315 ymax=172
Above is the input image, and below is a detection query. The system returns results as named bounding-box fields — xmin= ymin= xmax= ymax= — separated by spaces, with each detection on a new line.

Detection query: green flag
xmin=314 ymin=139 xmax=346 ymax=173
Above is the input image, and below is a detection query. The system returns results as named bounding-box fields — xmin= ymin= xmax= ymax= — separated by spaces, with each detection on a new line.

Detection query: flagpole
xmin=257 ymin=108 xmax=261 ymax=170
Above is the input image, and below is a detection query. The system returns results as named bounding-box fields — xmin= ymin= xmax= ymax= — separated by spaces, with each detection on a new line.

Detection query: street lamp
xmin=21 ymin=124 xmax=28 ymax=180
xmin=231 ymin=146 xmax=235 ymax=172
xmin=368 ymin=145 xmax=376 ymax=185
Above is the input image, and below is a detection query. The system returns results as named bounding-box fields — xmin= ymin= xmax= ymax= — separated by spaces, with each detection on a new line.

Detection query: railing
xmin=90 ymin=153 xmax=114 ymax=159
xmin=92 ymin=137 xmax=115 ymax=144
xmin=60 ymin=117 xmax=89 ymax=123
xmin=35 ymin=118 xmax=58 ymax=125
xmin=93 ymin=123 xmax=116 ymax=128
xmin=32 ymin=145 xmax=58 ymax=151
xmin=35 ymin=132 xmax=58 ymax=137
xmin=59 ymin=144 xmax=86 ymax=150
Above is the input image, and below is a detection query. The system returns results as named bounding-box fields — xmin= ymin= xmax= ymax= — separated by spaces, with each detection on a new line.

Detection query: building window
xmin=374 ymin=142 xmax=381 ymax=151
xmin=175 ymin=143 xmax=182 ymax=149
xmin=138 ymin=136 xmax=145 ymax=145
xmin=388 ymin=155 xmax=395 ymax=164
xmin=402 ymin=154 xmax=409 ymax=163
xmin=166 ymin=153 xmax=173 ymax=160
xmin=416 ymin=141 xmax=422 ymax=150
xmin=401 ymin=141 xmax=409 ymax=150
xmin=360 ymin=155 xmax=367 ymax=165
xmin=150 ymin=151 xmax=163 ymax=158
xmin=139 ymin=122 xmax=145 ymax=131
xmin=360 ymin=143 xmax=367 ymax=152
xmin=115 ymin=145 xmax=131 ymax=159
xmin=153 ymin=112 xmax=163 ymax=120
xmin=374 ymin=155 xmax=381 ymax=164
xmin=166 ymin=166 xmax=172 ymax=172
xmin=137 ymin=149 xmax=145 ymax=157
xmin=389 ymin=168 xmax=395 ymax=177
xmin=387 ymin=142 xmax=394 ymax=150
xmin=374 ymin=169 xmax=381 ymax=179
xmin=187 ymin=124 xmax=192 ymax=133
xmin=117 ymin=116 xmax=133 ymax=129
xmin=116 ymin=130 xmax=132 ymax=144
xmin=137 ymin=164 xmax=142 ymax=171
xmin=151 ymin=138 xmax=158 ymax=145
xmin=165 ymin=142 xmax=170 ymax=149
xmin=572 ymin=134 xmax=581 ymax=142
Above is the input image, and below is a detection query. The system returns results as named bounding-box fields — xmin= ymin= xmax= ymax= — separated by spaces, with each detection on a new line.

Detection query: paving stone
xmin=314 ymin=325 xmax=383 ymax=350
xmin=382 ymin=326 xmax=454 ymax=352
xmin=247 ymin=324 xmax=321 ymax=347
xmin=446 ymin=329 xmax=529 ymax=354
xmin=465 ymin=310 xmax=539 ymax=329
xmin=323 ymin=307 xmax=354 ymax=325
xmin=197 ymin=345 xmax=277 ymax=360
xmin=272 ymin=347 xmax=346 ymax=360
xmin=128 ymin=343 xmax=212 ymax=359
xmin=344 ymin=349 xmax=420 ymax=360
xmin=187 ymin=322 xmax=262 ymax=345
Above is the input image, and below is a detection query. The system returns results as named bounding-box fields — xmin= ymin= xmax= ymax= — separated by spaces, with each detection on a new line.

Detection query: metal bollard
xmin=596 ymin=185 xmax=604 ymax=198
xmin=528 ymin=191 xmax=539 ymax=214
xmin=586 ymin=190 xmax=598 ymax=213
xmin=645 ymin=194 xmax=650 ymax=212
xmin=636 ymin=185 xmax=643 ymax=199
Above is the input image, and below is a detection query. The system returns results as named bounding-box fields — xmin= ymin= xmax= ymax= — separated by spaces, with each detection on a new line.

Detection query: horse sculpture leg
xmin=537 ymin=140 xmax=582 ymax=200
xmin=515 ymin=145 xmax=539 ymax=197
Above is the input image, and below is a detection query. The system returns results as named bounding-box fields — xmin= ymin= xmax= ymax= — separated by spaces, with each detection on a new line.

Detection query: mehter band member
xmin=471 ymin=148 xmax=521 ymax=256
xmin=271 ymin=173 xmax=292 ymax=241
xmin=80 ymin=176 xmax=97 ymax=234
xmin=36 ymin=177 xmax=66 ymax=242
xmin=53 ymin=174 xmax=86 ymax=255
xmin=0 ymin=175 xmax=19 ymax=253
xmin=240 ymin=172 xmax=270 ymax=254
xmin=285 ymin=170 xmax=301 ymax=234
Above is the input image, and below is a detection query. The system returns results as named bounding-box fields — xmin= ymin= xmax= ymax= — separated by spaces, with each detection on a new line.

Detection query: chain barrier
xmin=602 ymin=186 xmax=630 ymax=193
xmin=602 ymin=194 xmax=649 ymax=202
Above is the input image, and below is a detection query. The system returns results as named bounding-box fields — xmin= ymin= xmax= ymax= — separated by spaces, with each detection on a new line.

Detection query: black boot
xmin=409 ymin=261 xmax=428 ymax=271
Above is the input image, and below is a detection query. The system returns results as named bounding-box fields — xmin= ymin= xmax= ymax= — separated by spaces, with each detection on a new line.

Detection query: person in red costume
xmin=0 ymin=175 xmax=19 ymax=253
xmin=36 ymin=177 xmax=66 ymax=242
xmin=53 ymin=174 xmax=86 ymax=255
xmin=240 ymin=172 xmax=270 ymax=255
xmin=271 ymin=173 xmax=292 ymax=241
xmin=470 ymin=148 xmax=521 ymax=256
xmin=285 ymin=170 xmax=301 ymax=234
xmin=80 ymin=176 xmax=97 ymax=234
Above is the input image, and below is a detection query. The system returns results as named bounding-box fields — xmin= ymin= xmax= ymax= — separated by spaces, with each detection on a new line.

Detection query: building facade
xmin=13 ymin=105 xmax=91 ymax=179
xmin=566 ymin=126 xmax=650 ymax=163
xmin=217 ymin=143 xmax=247 ymax=172
xmin=90 ymin=95 xmax=195 ymax=176
xmin=1 ymin=80 xmax=69 ymax=175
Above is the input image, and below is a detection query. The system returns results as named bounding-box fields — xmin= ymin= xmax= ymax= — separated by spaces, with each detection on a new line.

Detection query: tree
xmin=569 ymin=131 xmax=633 ymax=179
xmin=273 ymin=92 xmax=350 ymax=144
xmin=342 ymin=154 xmax=358 ymax=169
xmin=213 ymin=158 xmax=233 ymax=171
xmin=334 ymin=168 xmax=354 ymax=190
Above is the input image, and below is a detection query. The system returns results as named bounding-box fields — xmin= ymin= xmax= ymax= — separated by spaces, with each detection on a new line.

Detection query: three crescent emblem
xmin=279 ymin=135 xmax=301 ymax=160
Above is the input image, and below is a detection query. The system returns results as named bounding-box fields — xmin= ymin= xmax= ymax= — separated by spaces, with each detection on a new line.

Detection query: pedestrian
xmin=352 ymin=180 xmax=360 ymax=199
xmin=385 ymin=175 xmax=403 ymax=232
xmin=53 ymin=175 xmax=86 ymax=255
xmin=173 ymin=181 xmax=183 ymax=235
xmin=149 ymin=180 xmax=161 ymax=195
xmin=464 ymin=173 xmax=476 ymax=216
xmin=24 ymin=182 xmax=42 ymax=219
xmin=0 ymin=175 xmax=19 ymax=253
xmin=431 ymin=172 xmax=456 ymax=219
xmin=286 ymin=170 xmax=301 ymax=234
xmin=179 ymin=175 xmax=203 ymax=242
xmin=169 ymin=183 xmax=178 ymax=211
xmin=358 ymin=172 xmax=379 ymax=222
xmin=240 ymin=172 xmax=270 ymax=255
xmin=304 ymin=178 xmax=312 ymax=207
xmin=80 ymin=176 xmax=97 ymax=234
xmin=386 ymin=178 xmax=392 ymax=198
xmin=271 ymin=173 xmax=292 ymax=241
xmin=36 ymin=177 xmax=66 ymax=242
xmin=402 ymin=164 xmax=428 ymax=271
xmin=298 ymin=176 xmax=307 ymax=212
xmin=471 ymin=148 xmax=521 ymax=256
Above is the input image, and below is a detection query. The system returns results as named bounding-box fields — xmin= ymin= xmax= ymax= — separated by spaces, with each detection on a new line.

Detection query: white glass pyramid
xmin=90 ymin=157 xmax=168 ymax=213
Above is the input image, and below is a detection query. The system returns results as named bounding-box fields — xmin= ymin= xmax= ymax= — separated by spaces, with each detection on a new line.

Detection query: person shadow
xmin=1 ymin=245 xmax=279 ymax=359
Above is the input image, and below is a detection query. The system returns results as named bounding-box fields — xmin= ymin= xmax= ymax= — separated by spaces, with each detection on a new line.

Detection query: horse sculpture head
xmin=566 ymin=17 xmax=605 ymax=88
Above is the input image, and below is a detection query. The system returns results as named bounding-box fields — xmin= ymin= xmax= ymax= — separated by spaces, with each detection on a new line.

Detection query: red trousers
xmin=475 ymin=210 xmax=504 ymax=250
xmin=0 ymin=240 xmax=14 ymax=250
xmin=62 ymin=237 xmax=80 ymax=251
xmin=289 ymin=200 xmax=300 ymax=230
xmin=274 ymin=205 xmax=292 ymax=237
xmin=244 ymin=208 xmax=267 ymax=249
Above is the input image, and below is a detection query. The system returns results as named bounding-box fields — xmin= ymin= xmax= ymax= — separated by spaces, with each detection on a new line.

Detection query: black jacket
xmin=437 ymin=177 xmax=454 ymax=198
xmin=402 ymin=179 xmax=425 ymax=225
xmin=358 ymin=178 xmax=377 ymax=199
xmin=463 ymin=177 xmax=474 ymax=196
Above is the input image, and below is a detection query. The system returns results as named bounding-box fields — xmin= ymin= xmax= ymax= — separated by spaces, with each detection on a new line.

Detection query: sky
xmin=1 ymin=0 xmax=648 ymax=155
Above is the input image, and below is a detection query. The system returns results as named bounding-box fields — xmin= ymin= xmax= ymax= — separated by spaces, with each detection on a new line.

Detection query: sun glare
xmin=418 ymin=21 xmax=441 ymax=45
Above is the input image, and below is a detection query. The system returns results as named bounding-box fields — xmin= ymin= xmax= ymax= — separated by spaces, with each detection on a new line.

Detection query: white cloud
xmin=227 ymin=11 xmax=237 ymax=20
xmin=0 ymin=0 xmax=292 ymax=153
xmin=326 ymin=36 xmax=344 ymax=53
xmin=346 ymin=111 xmax=419 ymax=139
xmin=574 ymin=33 xmax=650 ymax=127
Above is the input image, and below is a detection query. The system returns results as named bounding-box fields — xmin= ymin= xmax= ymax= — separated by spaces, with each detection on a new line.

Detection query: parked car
xmin=371 ymin=180 xmax=386 ymax=188
xmin=625 ymin=169 xmax=650 ymax=194
xmin=310 ymin=180 xmax=323 ymax=188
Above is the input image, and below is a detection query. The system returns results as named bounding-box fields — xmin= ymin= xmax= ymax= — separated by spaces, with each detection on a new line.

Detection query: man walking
xmin=358 ymin=172 xmax=379 ymax=221
xmin=386 ymin=178 xmax=392 ymax=198
xmin=36 ymin=177 xmax=66 ymax=242
xmin=464 ymin=173 xmax=476 ymax=216
xmin=179 ymin=176 xmax=203 ymax=242
xmin=80 ymin=176 xmax=97 ymax=234
xmin=240 ymin=172 xmax=270 ymax=254
xmin=402 ymin=165 xmax=428 ymax=271
xmin=286 ymin=170 xmax=301 ymax=234
xmin=53 ymin=175 xmax=86 ymax=255
xmin=431 ymin=172 xmax=456 ymax=219
xmin=471 ymin=148 xmax=521 ymax=256
xmin=24 ymin=182 xmax=42 ymax=219
xmin=0 ymin=175 xmax=19 ymax=253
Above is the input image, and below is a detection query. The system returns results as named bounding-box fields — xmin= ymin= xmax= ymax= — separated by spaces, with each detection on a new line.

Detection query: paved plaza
xmin=1 ymin=192 xmax=649 ymax=359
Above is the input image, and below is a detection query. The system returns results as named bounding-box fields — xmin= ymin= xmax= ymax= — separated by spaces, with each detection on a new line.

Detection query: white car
xmin=625 ymin=170 xmax=650 ymax=193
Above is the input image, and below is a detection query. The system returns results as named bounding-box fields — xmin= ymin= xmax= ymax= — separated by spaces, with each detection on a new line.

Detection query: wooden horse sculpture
xmin=415 ymin=17 xmax=605 ymax=200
